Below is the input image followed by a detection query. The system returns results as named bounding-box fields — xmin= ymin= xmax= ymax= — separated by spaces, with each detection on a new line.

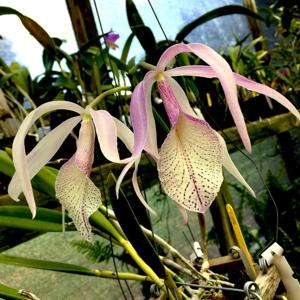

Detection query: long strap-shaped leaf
xmin=0 ymin=254 xmax=148 ymax=281
xmin=0 ymin=6 xmax=57 ymax=52
xmin=0 ymin=206 xmax=74 ymax=232
xmin=0 ymin=282 xmax=29 ymax=300
xmin=125 ymin=0 xmax=156 ymax=59
xmin=176 ymin=5 xmax=264 ymax=42
xmin=0 ymin=149 xmax=57 ymax=199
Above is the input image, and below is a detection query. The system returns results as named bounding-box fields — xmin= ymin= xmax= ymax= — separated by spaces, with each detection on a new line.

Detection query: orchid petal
xmin=132 ymin=156 xmax=157 ymax=215
xmin=10 ymin=101 xmax=84 ymax=217
xmin=165 ymin=75 xmax=198 ymax=118
xmin=158 ymin=44 xmax=251 ymax=153
xmin=130 ymin=81 xmax=148 ymax=156
xmin=90 ymin=109 xmax=134 ymax=164
xmin=116 ymin=159 xmax=135 ymax=198
xmin=113 ymin=117 xmax=134 ymax=152
xmin=8 ymin=116 xmax=82 ymax=202
xmin=234 ymin=73 xmax=300 ymax=120
xmin=168 ymin=65 xmax=300 ymax=121
xmin=217 ymin=133 xmax=255 ymax=198
xmin=55 ymin=162 xmax=102 ymax=241
xmin=157 ymin=43 xmax=195 ymax=70
xmin=144 ymin=72 xmax=159 ymax=159
xmin=130 ymin=72 xmax=158 ymax=159
xmin=166 ymin=65 xmax=215 ymax=78
xmin=158 ymin=112 xmax=223 ymax=213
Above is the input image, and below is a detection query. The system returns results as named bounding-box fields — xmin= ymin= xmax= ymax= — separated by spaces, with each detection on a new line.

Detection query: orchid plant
xmin=7 ymin=42 xmax=300 ymax=239
xmin=127 ymin=43 xmax=300 ymax=217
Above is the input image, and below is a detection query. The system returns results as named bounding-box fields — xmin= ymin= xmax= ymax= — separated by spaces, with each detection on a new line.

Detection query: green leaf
xmin=176 ymin=5 xmax=264 ymax=42
xmin=0 ymin=149 xmax=57 ymax=199
xmin=54 ymin=76 xmax=78 ymax=90
xmin=108 ymin=173 xmax=166 ymax=278
xmin=0 ymin=56 xmax=11 ymax=73
xmin=125 ymin=0 xmax=156 ymax=56
xmin=0 ymin=206 xmax=74 ymax=232
xmin=0 ymin=150 xmax=15 ymax=177
xmin=0 ymin=253 xmax=100 ymax=276
xmin=0 ymin=6 xmax=57 ymax=52
xmin=42 ymin=38 xmax=64 ymax=73
xmin=121 ymin=33 xmax=135 ymax=64
xmin=0 ymin=282 xmax=29 ymax=300
xmin=0 ymin=253 xmax=149 ymax=282
xmin=10 ymin=63 xmax=31 ymax=94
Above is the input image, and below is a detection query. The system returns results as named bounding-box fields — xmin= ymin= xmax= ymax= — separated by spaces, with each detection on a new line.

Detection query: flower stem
xmin=90 ymin=211 xmax=164 ymax=288
xmin=140 ymin=61 xmax=156 ymax=71
xmin=89 ymin=86 xmax=131 ymax=109
xmin=91 ymin=269 xmax=151 ymax=281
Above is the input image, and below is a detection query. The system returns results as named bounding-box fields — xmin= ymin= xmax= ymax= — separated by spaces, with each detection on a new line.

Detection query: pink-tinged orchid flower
xmin=128 ymin=43 xmax=300 ymax=215
xmin=104 ymin=32 xmax=120 ymax=49
xmin=8 ymin=101 xmax=134 ymax=240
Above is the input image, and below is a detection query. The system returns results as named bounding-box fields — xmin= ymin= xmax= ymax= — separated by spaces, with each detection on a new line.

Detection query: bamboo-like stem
xmin=98 ymin=206 xmax=202 ymax=279
xmin=92 ymin=228 xmax=122 ymax=246
xmin=160 ymin=256 xmax=192 ymax=277
xmin=141 ymin=225 xmax=205 ymax=279
xmin=89 ymin=211 xmax=166 ymax=291
xmin=164 ymin=267 xmax=192 ymax=300
xmin=89 ymin=86 xmax=131 ymax=108
xmin=91 ymin=269 xmax=151 ymax=281
xmin=89 ymin=269 xmax=151 ymax=281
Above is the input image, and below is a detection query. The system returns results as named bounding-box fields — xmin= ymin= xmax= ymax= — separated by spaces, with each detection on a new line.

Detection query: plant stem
xmin=140 ymin=61 xmax=156 ymax=71
xmin=98 ymin=205 xmax=203 ymax=279
xmin=89 ymin=86 xmax=131 ymax=109
xmin=91 ymin=269 xmax=151 ymax=281
xmin=90 ymin=211 xmax=164 ymax=289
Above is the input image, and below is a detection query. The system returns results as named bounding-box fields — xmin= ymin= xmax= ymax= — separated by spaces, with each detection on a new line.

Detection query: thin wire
xmin=147 ymin=0 xmax=170 ymax=43
xmin=124 ymin=280 xmax=134 ymax=300
xmin=186 ymin=223 xmax=196 ymax=242
xmin=110 ymin=236 xmax=128 ymax=300
xmin=92 ymin=0 xmax=128 ymax=125
xmin=94 ymin=151 xmax=127 ymax=299
xmin=175 ymin=282 xmax=245 ymax=294
xmin=200 ymin=102 xmax=279 ymax=243
xmin=182 ymin=231 xmax=197 ymax=257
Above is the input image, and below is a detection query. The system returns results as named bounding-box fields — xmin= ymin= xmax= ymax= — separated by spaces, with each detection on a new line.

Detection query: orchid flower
xmin=128 ymin=43 xmax=300 ymax=215
xmin=104 ymin=32 xmax=120 ymax=49
xmin=8 ymin=100 xmax=134 ymax=240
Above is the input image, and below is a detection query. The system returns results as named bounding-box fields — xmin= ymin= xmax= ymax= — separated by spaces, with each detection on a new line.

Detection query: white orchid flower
xmin=8 ymin=101 xmax=134 ymax=240
xmin=128 ymin=43 xmax=300 ymax=215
